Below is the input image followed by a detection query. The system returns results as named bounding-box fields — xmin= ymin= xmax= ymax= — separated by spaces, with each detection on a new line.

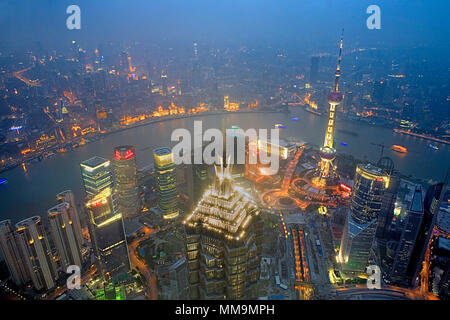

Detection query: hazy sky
xmin=0 ymin=0 xmax=449 ymax=52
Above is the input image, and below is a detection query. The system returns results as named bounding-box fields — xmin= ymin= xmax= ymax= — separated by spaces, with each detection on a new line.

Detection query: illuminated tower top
xmin=323 ymin=30 xmax=344 ymax=150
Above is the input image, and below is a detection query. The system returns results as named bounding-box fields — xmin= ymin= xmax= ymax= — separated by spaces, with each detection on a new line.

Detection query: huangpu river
xmin=0 ymin=107 xmax=449 ymax=223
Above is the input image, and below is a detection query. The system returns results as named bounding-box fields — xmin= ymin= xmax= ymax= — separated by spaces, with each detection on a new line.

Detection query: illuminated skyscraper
xmin=153 ymin=147 xmax=179 ymax=220
xmin=339 ymin=164 xmax=389 ymax=273
xmin=15 ymin=216 xmax=57 ymax=290
xmin=223 ymin=95 xmax=229 ymax=110
xmin=56 ymin=190 xmax=84 ymax=247
xmin=80 ymin=156 xmax=130 ymax=280
xmin=407 ymin=171 xmax=449 ymax=288
xmin=390 ymin=185 xmax=424 ymax=285
xmin=0 ymin=220 xmax=29 ymax=286
xmin=309 ymin=56 xmax=319 ymax=84
xmin=113 ymin=146 xmax=140 ymax=219
xmin=184 ymin=160 xmax=262 ymax=299
xmin=314 ymin=32 xmax=344 ymax=187
xmin=161 ymin=71 xmax=168 ymax=96
xmin=48 ymin=202 xmax=83 ymax=270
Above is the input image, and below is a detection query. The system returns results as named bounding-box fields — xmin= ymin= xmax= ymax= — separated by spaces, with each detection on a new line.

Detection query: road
xmin=48 ymin=267 xmax=95 ymax=300
xmin=128 ymin=226 xmax=158 ymax=300
xmin=334 ymin=283 xmax=430 ymax=300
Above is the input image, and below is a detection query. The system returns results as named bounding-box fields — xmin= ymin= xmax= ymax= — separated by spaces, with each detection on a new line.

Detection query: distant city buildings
xmin=153 ymin=147 xmax=179 ymax=220
xmin=113 ymin=146 xmax=140 ymax=219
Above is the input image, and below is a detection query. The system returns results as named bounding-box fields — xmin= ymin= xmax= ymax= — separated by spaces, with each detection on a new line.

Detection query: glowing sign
xmin=114 ymin=149 xmax=134 ymax=161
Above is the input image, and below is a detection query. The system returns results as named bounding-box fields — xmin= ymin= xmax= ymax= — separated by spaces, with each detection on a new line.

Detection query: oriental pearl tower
xmin=313 ymin=31 xmax=344 ymax=187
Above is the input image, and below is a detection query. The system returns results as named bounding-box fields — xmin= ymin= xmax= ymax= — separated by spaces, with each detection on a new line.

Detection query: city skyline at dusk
xmin=0 ymin=0 xmax=449 ymax=311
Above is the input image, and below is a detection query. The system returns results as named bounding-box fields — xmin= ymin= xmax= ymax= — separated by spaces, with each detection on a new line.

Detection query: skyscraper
xmin=48 ymin=202 xmax=83 ymax=270
xmin=314 ymin=32 xmax=344 ymax=187
xmin=15 ymin=216 xmax=57 ymax=290
xmin=153 ymin=147 xmax=179 ymax=220
xmin=0 ymin=220 xmax=29 ymax=286
xmin=309 ymin=56 xmax=319 ymax=84
xmin=339 ymin=163 xmax=390 ymax=273
xmin=161 ymin=71 xmax=168 ymax=96
xmin=113 ymin=146 xmax=140 ymax=219
xmin=407 ymin=172 xmax=449 ymax=288
xmin=56 ymin=190 xmax=84 ymax=247
xmin=223 ymin=95 xmax=229 ymax=110
xmin=184 ymin=161 xmax=262 ymax=299
xmin=80 ymin=156 xmax=130 ymax=280
xmin=390 ymin=185 xmax=424 ymax=285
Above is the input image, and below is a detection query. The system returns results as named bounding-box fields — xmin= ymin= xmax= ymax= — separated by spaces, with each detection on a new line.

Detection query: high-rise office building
xmin=372 ymin=80 xmax=386 ymax=105
xmin=48 ymin=202 xmax=83 ymax=270
xmin=309 ymin=56 xmax=319 ymax=84
xmin=0 ymin=220 xmax=29 ymax=286
xmin=56 ymin=190 xmax=84 ymax=247
xmin=339 ymin=163 xmax=390 ymax=273
xmin=113 ymin=146 xmax=140 ymax=219
xmin=15 ymin=216 xmax=57 ymax=290
xmin=193 ymin=163 xmax=209 ymax=203
xmin=168 ymin=257 xmax=189 ymax=299
xmin=161 ymin=72 xmax=168 ymax=96
xmin=80 ymin=156 xmax=130 ymax=280
xmin=406 ymin=181 xmax=448 ymax=287
xmin=184 ymin=161 xmax=262 ymax=299
xmin=153 ymin=147 xmax=179 ymax=220
xmin=376 ymin=158 xmax=399 ymax=240
xmin=390 ymin=186 xmax=424 ymax=285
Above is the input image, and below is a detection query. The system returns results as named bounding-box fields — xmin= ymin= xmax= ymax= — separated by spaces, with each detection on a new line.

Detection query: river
xmin=0 ymin=107 xmax=449 ymax=223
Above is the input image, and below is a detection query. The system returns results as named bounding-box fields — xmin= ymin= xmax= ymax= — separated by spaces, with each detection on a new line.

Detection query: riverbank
xmin=0 ymin=108 xmax=282 ymax=175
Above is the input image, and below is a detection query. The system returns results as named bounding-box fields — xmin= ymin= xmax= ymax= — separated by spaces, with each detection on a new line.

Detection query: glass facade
xmin=113 ymin=146 xmax=140 ymax=219
xmin=339 ymin=163 xmax=389 ymax=273
xmin=153 ymin=147 xmax=179 ymax=219
xmin=81 ymin=156 xmax=130 ymax=280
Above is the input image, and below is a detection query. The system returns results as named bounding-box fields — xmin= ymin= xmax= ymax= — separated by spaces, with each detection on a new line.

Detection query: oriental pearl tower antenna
xmin=313 ymin=30 xmax=344 ymax=187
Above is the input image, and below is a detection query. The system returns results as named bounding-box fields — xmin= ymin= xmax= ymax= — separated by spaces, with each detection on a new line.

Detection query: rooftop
xmin=81 ymin=156 xmax=109 ymax=169
xmin=153 ymin=147 xmax=172 ymax=156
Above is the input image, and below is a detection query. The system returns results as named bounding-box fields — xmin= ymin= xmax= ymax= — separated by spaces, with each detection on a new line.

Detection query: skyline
xmin=0 ymin=0 xmax=449 ymax=305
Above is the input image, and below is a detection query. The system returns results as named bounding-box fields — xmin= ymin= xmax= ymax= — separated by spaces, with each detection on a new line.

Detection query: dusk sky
xmin=1 ymin=0 xmax=449 ymax=52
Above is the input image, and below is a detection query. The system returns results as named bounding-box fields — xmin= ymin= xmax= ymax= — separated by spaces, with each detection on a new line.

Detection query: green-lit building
xmin=96 ymin=282 xmax=127 ymax=300
xmin=153 ymin=147 xmax=179 ymax=220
